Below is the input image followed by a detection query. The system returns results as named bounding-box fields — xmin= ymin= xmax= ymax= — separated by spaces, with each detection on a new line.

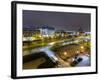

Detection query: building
xmin=23 ymin=25 xmax=55 ymax=41
xmin=55 ymin=30 xmax=68 ymax=38
xmin=23 ymin=27 xmax=41 ymax=41
xmin=66 ymin=31 xmax=77 ymax=36
xmin=38 ymin=25 xmax=55 ymax=38
xmin=77 ymin=27 xmax=84 ymax=36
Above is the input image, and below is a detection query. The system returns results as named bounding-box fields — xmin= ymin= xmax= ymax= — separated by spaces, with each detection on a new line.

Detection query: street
xmin=23 ymin=35 xmax=91 ymax=69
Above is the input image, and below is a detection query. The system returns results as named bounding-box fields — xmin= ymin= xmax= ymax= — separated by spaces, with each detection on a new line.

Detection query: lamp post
xmin=80 ymin=46 xmax=84 ymax=53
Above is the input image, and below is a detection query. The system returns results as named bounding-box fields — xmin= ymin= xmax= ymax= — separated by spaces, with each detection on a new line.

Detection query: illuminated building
xmin=38 ymin=25 xmax=55 ymax=38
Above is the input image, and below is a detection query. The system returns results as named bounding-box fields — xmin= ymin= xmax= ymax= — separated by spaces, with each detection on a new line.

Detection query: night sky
xmin=23 ymin=10 xmax=90 ymax=32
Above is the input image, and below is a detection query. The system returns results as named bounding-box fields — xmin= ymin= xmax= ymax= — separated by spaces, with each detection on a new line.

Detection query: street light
xmin=49 ymin=42 xmax=55 ymax=45
xmin=80 ymin=46 xmax=84 ymax=53
xmin=80 ymin=46 xmax=84 ymax=49
xmin=63 ymin=52 xmax=67 ymax=55
xmin=76 ymin=51 xmax=79 ymax=54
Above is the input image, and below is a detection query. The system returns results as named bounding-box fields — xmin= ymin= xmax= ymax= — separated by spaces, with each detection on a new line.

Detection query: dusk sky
xmin=23 ymin=10 xmax=90 ymax=32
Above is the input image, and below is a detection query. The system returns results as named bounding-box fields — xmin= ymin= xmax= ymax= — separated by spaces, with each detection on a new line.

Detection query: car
xmin=75 ymin=55 xmax=90 ymax=66
xmin=71 ymin=54 xmax=90 ymax=66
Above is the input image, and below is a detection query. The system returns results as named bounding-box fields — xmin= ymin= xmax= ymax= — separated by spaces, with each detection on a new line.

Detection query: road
xmin=23 ymin=36 xmax=90 ymax=68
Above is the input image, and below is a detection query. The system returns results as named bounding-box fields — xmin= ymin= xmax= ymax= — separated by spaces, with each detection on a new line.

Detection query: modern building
xmin=54 ymin=30 xmax=68 ymax=38
xmin=66 ymin=31 xmax=77 ymax=36
xmin=38 ymin=25 xmax=55 ymax=38
xmin=23 ymin=25 xmax=55 ymax=41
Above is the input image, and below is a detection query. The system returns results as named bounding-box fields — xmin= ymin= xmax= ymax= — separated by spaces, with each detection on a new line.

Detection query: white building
xmin=38 ymin=25 xmax=55 ymax=37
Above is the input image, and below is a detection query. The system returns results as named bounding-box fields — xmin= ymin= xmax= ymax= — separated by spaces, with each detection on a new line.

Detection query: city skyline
xmin=23 ymin=10 xmax=90 ymax=32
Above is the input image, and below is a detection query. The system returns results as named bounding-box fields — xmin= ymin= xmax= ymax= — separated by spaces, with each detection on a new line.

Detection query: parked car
xmin=71 ymin=54 xmax=90 ymax=66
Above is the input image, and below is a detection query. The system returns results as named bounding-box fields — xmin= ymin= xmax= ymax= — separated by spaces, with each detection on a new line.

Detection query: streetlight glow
xmin=76 ymin=51 xmax=79 ymax=54
xmin=49 ymin=42 xmax=55 ymax=45
xmin=80 ymin=46 xmax=84 ymax=49
xmin=64 ymin=52 xmax=67 ymax=55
